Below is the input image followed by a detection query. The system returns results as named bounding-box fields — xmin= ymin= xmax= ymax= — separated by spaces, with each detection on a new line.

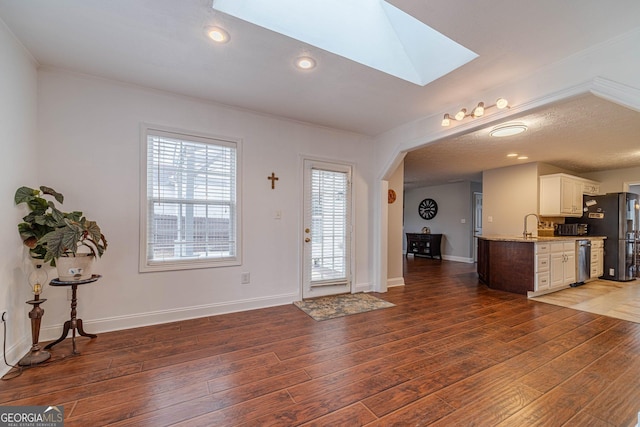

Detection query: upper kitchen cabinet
xmin=539 ymin=173 xmax=601 ymax=217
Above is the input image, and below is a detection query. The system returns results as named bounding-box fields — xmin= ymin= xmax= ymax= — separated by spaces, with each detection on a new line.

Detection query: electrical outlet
xmin=1 ymin=311 xmax=7 ymax=322
xmin=241 ymin=272 xmax=250 ymax=284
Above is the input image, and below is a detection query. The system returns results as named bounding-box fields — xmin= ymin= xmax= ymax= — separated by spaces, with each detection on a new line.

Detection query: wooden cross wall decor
xmin=267 ymin=172 xmax=279 ymax=189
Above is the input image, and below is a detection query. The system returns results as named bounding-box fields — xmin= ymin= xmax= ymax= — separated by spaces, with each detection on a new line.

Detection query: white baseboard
xmin=353 ymin=282 xmax=372 ymax=293
xmin=37 ymin=292 xmax=299 ymax=342
xmin=387 ymin=277 xmax=405 ymax=288
xmin=405 ymin=253 xmax=474 ymax=264
xmin=441 ymin=255 xmax=474 ymax=264
xmin=0 ymin=335 xmax=31 ymax=377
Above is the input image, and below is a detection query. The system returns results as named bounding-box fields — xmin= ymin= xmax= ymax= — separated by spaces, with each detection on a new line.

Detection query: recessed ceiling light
xmin=296 ymin=56 xmax=316 ymax=70
xmin=506 ymin=153 xmax=518 ymax=157
xmin=490 ymin=123 xmax=528 ymax=137
xmin=207 ymin=26 xmax=230 ymax=43
xmin=517 ymin=156 xmax=529 ymax=160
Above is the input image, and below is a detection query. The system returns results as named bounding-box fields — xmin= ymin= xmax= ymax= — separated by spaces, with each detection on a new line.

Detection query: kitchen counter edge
xmin=478 ymin=235 xmax=607 ymax=242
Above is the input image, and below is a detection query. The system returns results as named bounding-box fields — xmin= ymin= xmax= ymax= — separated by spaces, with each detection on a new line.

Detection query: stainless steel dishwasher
xmin=574 ymin=240 xmax=591 ymax=285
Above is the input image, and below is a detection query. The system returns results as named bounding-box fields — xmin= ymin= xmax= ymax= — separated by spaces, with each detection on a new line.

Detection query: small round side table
xmin=44 ymin=274 xmax=101 ymax=355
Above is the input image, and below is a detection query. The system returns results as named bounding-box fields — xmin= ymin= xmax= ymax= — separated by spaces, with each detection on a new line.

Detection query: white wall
xmin=584 ymin=166 xmax=640 ymax=193
xmin=482 ymin=163 xmax=539 ymax=236
xmin=0 ymin=19 xmax=39 ymax=367
xmin=404 ymin=181 xmax=475 ymax=261
xmin=386 ymin=162 xmax=404 ymax=286
xmin=34 ymin=69 xmax=374 ymax=339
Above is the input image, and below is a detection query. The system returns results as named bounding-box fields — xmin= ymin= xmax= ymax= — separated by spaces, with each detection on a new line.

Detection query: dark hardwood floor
xmin=2 ymin=258 xmax=640 ymax=426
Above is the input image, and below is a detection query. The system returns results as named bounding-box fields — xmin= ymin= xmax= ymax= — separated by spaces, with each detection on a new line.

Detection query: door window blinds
xmin=309 ymin=167 xmax=350 ymax=285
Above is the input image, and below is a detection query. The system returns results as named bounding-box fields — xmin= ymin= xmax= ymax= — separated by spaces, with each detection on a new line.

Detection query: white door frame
xmin=473 ymin=192 xmax=483 ymax=262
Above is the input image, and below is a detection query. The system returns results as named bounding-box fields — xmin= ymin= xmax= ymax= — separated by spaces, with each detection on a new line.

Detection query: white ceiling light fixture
xmin=472 ymin=102 xmax=485 ymax=117
xmin=206 ymin=26 xmax=230 ymax=43
xmin=490 ymin=123 xmax=528 ymax=137
xmin=442 ymin=98 xmax=509 ymax=126
xmin=295 ymin=56 xmax=316 ymax=70
xmin=496 ymin=97 xmax=509 ymax=109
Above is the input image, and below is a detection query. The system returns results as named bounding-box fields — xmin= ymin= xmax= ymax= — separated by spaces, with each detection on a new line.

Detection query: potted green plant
xmin=15 ymin=186 xmax=107 ymax=280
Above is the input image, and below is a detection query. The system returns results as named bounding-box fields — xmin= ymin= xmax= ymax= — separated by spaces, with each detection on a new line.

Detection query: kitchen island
xmin=477 ymin=235 xmax=605 ymax=296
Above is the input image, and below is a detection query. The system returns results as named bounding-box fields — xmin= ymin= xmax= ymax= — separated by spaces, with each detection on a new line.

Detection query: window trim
xmin=139 ymin=123 xmax=242 ymax=272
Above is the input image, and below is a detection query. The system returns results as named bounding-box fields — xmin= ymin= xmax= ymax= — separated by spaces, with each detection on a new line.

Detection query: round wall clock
xmin=418 ymin=198 xmax=438 ymax=220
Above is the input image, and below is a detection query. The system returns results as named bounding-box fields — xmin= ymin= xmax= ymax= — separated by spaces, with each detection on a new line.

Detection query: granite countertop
xmin=478 ymin=235 xmax=607 ymax=242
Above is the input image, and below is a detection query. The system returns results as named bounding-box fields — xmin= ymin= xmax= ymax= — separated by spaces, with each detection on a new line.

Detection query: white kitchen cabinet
xmin=540 ymin=174 xmax=583 ymax=217
xmin=539 ymin=174 xmax=602 ymax=217
xmin=549 ymin=241 xmax=576 ymax=289
xmin=534 ymin=243 xmax=551 ymax=291
xmin=590 ymin=239 xmax=604 ymax=279
xmin=582 ymin=180 xmax=600 ymax=196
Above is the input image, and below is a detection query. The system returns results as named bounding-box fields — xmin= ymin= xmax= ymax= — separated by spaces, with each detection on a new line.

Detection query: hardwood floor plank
xmin=0 ymin=362 xmax=143 ymax=404
xmin=299 ymin=403 xmax=377 ymax=426
xmin=429 ymin=382 xmax=542 ymax=426
xmin=518 ymin=324 xmax=625 ymax=393
xmin=581 ymin=357 xmax=640 ymax=426
xmin=361 ymin=354 xmax=497 ymax=417
xmin=562 ymin=411 xmax=616 ymax=427
xmin=496 ymin=343 xmax=640 ymax=425
xmin=66 ymin=381 xmax=211 ymax=425
xmin=2 ymin=258 xmax=639 ymax=426
xmin=110 ymin=390 xmax=296 ymax=427
xmin=364 ymin=394 xmax=456 ymax=426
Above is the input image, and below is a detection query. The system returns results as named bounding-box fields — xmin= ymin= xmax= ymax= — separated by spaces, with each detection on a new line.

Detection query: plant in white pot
xmin=15 ymin=186 xmax=108 ymax=281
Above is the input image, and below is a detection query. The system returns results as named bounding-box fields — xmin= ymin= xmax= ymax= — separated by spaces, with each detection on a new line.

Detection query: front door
xmin=302 ymin=159 xmax=352 ymax=298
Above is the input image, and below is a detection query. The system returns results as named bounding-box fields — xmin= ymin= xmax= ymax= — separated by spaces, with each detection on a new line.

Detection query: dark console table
xmin=45 ymin=274 xmax=100 ymax=355
xmin=406 ymin=233 xmax=443 ymax=259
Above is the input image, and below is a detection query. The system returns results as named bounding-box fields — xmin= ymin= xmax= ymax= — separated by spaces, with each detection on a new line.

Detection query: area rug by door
xmin=293 ymin=293 xmax=395 ymax=321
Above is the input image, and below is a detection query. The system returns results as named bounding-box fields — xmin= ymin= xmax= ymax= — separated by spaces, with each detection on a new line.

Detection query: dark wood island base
xmin=478 ymin=238 xmax=534 ymax=294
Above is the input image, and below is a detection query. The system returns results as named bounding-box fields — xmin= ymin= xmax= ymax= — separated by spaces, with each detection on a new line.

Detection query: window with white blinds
xmin=140 ymin=126 xmax=240 ymax=272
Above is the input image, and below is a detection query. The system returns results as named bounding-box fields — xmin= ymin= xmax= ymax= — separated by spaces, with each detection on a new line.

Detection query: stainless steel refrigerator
xmin=573 ymin=192 xmax=639 ymax=281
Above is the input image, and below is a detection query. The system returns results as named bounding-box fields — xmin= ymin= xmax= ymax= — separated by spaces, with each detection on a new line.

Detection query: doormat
xmin=293 ymin=293 xmax=395 ymax=321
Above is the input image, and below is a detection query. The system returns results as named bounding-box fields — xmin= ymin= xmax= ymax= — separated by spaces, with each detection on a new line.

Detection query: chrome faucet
xmin=523 ymin=213 xmax=540 ymax=239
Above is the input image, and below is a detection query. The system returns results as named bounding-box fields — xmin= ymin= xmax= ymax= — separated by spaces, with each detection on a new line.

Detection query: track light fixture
xmin=441 ymin=98 xmax=509 ymax=126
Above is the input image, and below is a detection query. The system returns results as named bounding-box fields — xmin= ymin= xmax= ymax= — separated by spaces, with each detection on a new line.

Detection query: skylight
xmin=211 ymin=0 xmax=478 ymax=86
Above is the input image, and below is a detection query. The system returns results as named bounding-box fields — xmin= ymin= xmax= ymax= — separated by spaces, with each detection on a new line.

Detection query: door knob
xmin=305 ymin=228 xmax=310 ymax=233
xmin=305 ymin=237 xmax=311 ymax=243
